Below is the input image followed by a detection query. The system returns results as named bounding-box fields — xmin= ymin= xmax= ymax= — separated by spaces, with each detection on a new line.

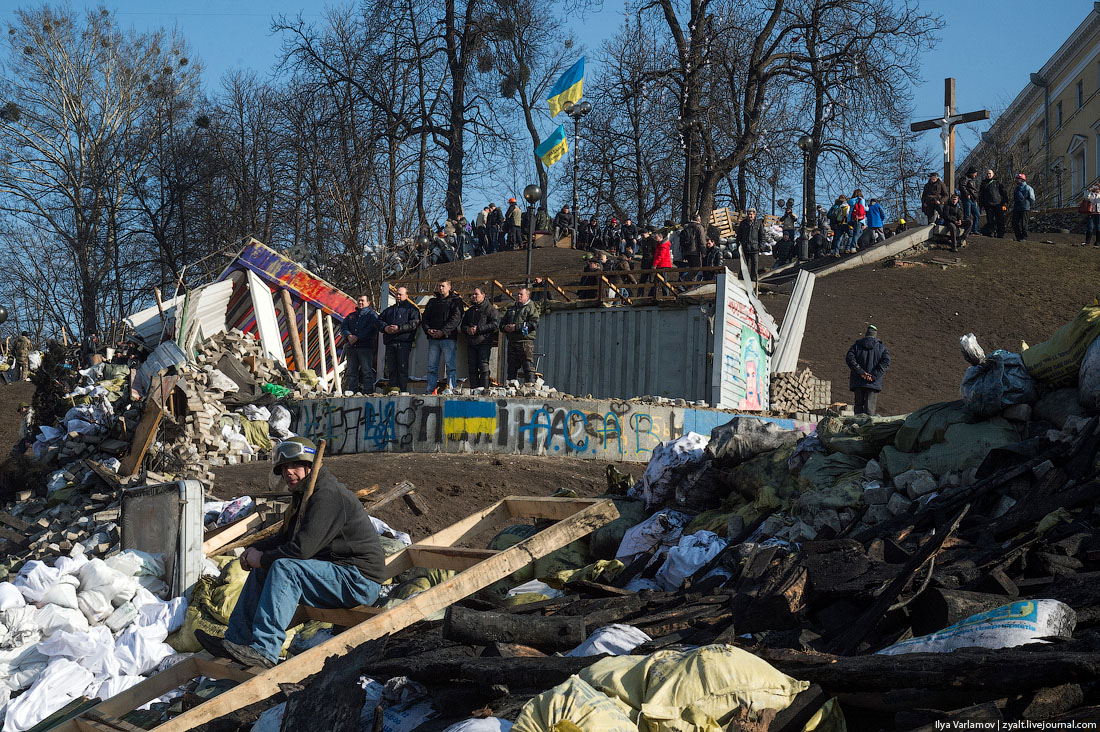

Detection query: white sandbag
xmin=133 ymin=593 xmax=187 ymax=635
xmin=654 ymin=531 xmax=727 ymax=591
xmin=877 ymin=599 xmax=1076 ymax=656
xmin=136 ymin=575 xmax=170 ymax=599
xmin=241 ymin=404 xmax=271 ymax=422
xmin=0 ymin=687 xmax=9 ymax=726
xmin=78 ymin=559 xmax=138 ymax=606
xmin=442 ymin=719 xmax=514 ymax=732
xmin=106 ymin=550 xmax=165 ymax=579
xmin=0 ymin=608 xmax=39 ymax=650
xmin=565 ymin=624 xmax=652 ymax=657
xmin=0 ymin=584 xmax=25 ymax=612
xmin=34 ymin=605 xmax=89 ymax=637
xmin=269 ymin=405 xmax=293 ymax=439
xmin=1078 ymin=334 xmax=1100 ymax=409
xmin=11 ymin=562 xmax=60 ymax=604
xmin=1 ymin=658 xmax=95 ymax=732
xmin=96 ymin=675 xmax=147 ymax=702
xmin=616 ymin=510 xmax=692 ymax=559
xmin=53 ymin=548 xmax=89 ymax=578
xmin=630 ymin=432 xmax=711 ymax=507
xmin=114 ymin=625 xmax=174 ymax=676
xmin=38 ymin=584 xmax=78 ymax=611
xmin=0 ymin=644 xmax=47 ymax=691
xmin=77 ymin=589 xmax=114 ymax=625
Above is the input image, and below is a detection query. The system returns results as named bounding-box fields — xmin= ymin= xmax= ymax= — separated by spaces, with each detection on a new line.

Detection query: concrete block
xmin=812 ymin=509 xmax=842 ymax=534
xmin=887 ymin=492 xmax=913 ymax=516
xmin=863 ymin=459 xmax=884 ymax=482
xmin=991 ymin=495 xmax=1017 ymax=519
xmin=863 ymin=504 xmax=892 ymax=524
xmin=862 ymin=482 xmax=889 ymax=505
xmin=894 ymin=468 xmax=937 ymax=500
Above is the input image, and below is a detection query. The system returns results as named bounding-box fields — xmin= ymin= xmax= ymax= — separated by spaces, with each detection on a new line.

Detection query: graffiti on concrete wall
xmin=294 ymin=396 xmax=808 ymax=463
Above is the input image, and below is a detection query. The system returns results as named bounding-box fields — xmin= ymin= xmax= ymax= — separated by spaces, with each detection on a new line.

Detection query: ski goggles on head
xmin=275 ymin=441 xmax=316 ymax=461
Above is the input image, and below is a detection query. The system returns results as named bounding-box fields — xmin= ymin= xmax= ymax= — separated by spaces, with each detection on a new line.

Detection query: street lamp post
xmin=798 ymin=134 xmax=813 ymax=261
xmin=1031 ymin=72 xmax=1051 ymax=206
xmin=523 ymin=184 xmax=542 ymax=287
xmin=562 ymin=100 xmax=592 ymax=245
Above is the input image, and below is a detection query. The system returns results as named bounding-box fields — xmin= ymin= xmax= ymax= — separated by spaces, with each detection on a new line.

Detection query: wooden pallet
xmin=710 ymin=207 xmax=782 ymax=239
xmin=50 ymin=496 xmax=618 ymax=732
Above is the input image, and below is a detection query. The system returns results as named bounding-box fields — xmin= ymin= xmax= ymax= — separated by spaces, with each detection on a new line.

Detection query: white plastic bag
xmin=877 ymin=599 xmax=1076 ymax=656
xmin=2 ymin=658 xmax=94 ymax=732
xmin=565 ymin=624 xmax=651 ymax=657
xmin=654 ymin=531 xmax=727 ymax=591
xmin=114 ymin=625 xmax=174 ymax=676
xmin=442 ymin=719 xmax=514 ymax=732
xmin=269 ymin=406 xmax=293 ymax=439
xmin=959 ymin=333 xmax=986 ymax=366
xmin=38 ymin=583 xmax=78 ymax=611
xmin=370 ymin=516 xmax=412 ymax=546
xmin=208 ymin=369 xmax=240 ymax=393
xmin=0 ymin=608 xmax=39 ymax=650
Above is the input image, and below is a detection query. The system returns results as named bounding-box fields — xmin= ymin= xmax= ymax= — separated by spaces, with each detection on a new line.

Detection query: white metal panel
xmin=247 ymin=269 xmax=287 ymax=363
xmin=712 ymin=272 xmax=773 ymax=411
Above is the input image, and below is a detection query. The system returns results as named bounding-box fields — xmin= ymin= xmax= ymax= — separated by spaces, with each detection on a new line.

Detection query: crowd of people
xmin=339 ymin=280 xmax=540 ymax=396
xmin=920 ymin=167 xmax=1036 ymax=247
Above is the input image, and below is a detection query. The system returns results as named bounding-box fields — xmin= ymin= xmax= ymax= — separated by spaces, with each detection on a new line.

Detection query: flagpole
xmin=564 ymin=100 xmax=591 ymax=246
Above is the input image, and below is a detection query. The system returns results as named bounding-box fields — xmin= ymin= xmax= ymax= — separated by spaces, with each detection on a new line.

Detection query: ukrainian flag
xmin=443 ymin=400 xmax=497 ymax=438
xmin=535 ymin=125 xmax=568 ymax=167
xmin=547 ymin=57 xmax=585 ymax=117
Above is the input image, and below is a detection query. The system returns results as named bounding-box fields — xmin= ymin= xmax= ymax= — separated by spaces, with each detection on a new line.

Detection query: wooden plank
xmin=325 ymin=314 xmax=342 ymax=394
xmin=543 ymin=277 xmax=572 ymax=302
xmin=413 ymin=499 xmax=512 ymax=548
xmin=365 ymin=480 xmax=416 ymax=511
xmin=128 ymin=497 xmax=618 ymax=732
xmin=88 ymin=657 xmax=203 ymax=718
xmin=83 ymin=711 xmax=147 ymax=732
xmin=290 ymin=604 xmax=385 ymax=627
xmin=0 ymin=525 xmax=27 ymax=545
xmin=0 ymin=511 xmax=31 ymax=533
xmin=120 ymin=376 xmax=177 ymax=477
xmin=408 ymin=546 xmax=500 ymax=572
xmin=403 ymin=491 xmax=428 ymax=516
xmin=192 ymin=655 xmax=260 ymax=683
xmin=280 ymin=288 xmax=306 ymax=372
xmin=203 ymin=513 xmax=263 ymax=556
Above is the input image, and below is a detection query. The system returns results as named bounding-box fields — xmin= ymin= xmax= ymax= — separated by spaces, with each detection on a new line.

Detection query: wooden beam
xmin=289 ymin=604 xmax=385 ymax=628
xmin=543 ymin=277 xmax=572 ymax=302
xmin=119 ymin=376 xmax=177 ymax=477
xmin=280 ymin=288 xmax=306 ymax=371
xmin=316 ymin=308 xmax=329 ymax=391
xmin=325 ymin=314 xmax=342 ymax=394
xmin=119 ymin=497 xmax=618 ymax=732
xmin=203 ymin=513 xmax=263 ymax=557
xmin=408 ymin=546 xmax=500 ymax=572
xmin=364 ymin=480 xmax=416 ymax=512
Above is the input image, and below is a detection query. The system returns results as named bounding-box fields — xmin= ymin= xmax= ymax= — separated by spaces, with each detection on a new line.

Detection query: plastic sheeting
xmin=655 ymin=531 xmax=727 ymax=591
xmin=630 ymin=433 xmax=710 ymax=507
xmin=2 ymin=658 xmax=94 ymax=732
xmin=566 ymin=625 xmax=652 ymax=657
xmin=616 ymin=510 xmax=692 ymax=559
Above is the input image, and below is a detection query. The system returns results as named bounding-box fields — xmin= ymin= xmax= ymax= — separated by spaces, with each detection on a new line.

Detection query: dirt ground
xmin=211 ymin=452 xmax=618 ymax=542
xmin=765 ymin=232 xmax=1100 ymax=415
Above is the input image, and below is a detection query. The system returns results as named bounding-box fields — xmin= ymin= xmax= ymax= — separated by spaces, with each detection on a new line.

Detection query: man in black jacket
xmin=378 ymin=286 xmax=420 ymax=392
xmin=845 ymin=325 xmax=891 ymax=416
xmin=553 ymin=205 xmax=575 ymax=245
xmin=340 ymin=295 xmax=379 ymax=394
xmin=960 ymin=167 xmax=981 ymax=236
xmin=620 ymin=219 xmax=639 ymax=256
xmin=486 ymin=204 xmax=503 ymax=253
xmin=422 ymin=279 xmax=465 ymax=394
xmin=940 ymin=193 xmax=970 ymax=252
xmin=736 ymin=208 xmax=765 ymax=282
xmin=978 ymin=169 xmax=1007 ymax=238
xmin=461 ymin=286 xmax=500 ymax=389
xmin=196 ymin=437 xmax=384 ymax=668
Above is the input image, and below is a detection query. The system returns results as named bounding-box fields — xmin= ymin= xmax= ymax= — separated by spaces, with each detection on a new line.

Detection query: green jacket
xmin=502 ymin=300 xmax=539 ymax=342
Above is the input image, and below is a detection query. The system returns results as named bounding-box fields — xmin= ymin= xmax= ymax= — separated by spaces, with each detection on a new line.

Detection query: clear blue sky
xmin=1 ymin=0 xmax=1084 ymax=216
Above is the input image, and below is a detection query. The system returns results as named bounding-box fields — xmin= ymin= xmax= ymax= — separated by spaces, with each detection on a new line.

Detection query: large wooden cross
xmin=911 ymin=78 xmax=990 ymax=193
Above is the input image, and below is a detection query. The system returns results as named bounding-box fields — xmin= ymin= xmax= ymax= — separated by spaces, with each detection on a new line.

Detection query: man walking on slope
xmin=846 ymin=325 xmax=891 ymax=416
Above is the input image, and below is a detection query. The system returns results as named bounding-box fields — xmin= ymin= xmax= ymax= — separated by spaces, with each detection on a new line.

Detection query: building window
xmin=1078 ymin=80 xmax=1085 ymax=109
xmin=1077 ymin=149 xmax=1087 ymax=190
xmin=1024 ymin=137 xmax=1031 ymax=160
xmin=1057 ymin=101 xmax=1064 ymax=128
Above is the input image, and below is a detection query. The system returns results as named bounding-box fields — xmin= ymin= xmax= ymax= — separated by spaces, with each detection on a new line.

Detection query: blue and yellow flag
xmin=547 ymin=57 xmax=585 ymax=117
xmin=535 ymin=125 xmax=568 ymax=166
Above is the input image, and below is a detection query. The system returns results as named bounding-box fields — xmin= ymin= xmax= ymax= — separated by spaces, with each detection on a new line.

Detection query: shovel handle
xmin=294 ymin=438 xmax=327 ymax=535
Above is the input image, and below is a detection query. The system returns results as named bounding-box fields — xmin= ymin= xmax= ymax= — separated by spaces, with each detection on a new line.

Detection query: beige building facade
xmin=962 ymin=3 xmax=1100 ymax=209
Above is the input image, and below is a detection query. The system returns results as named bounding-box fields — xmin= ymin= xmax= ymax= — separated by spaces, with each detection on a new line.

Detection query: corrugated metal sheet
xmin=133 ymin=341 xmax=187 ymax=395
xmin=535 ymin=305 xmax=714 ymax=401
xmin=124 ymin=280 xmax=234 ymax=351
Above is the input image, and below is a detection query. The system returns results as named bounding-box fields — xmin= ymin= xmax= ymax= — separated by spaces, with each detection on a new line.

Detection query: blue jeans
xmin=487 ymin=228 xmax=499 ymax=254
xmin=344 ymin=347 xmax=376 ymax=393
xmin=964 ymin=200 xmax=981 ymax=233
xmin=832 ymin=230 xmax=848 ymax=254
xmin=426 ymin=338 xmax=456 ymax=393
xmin=849 ymin=221 xmax=864 ymax=250
xmin=226 ymin=559 xmax=380 ymax=664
